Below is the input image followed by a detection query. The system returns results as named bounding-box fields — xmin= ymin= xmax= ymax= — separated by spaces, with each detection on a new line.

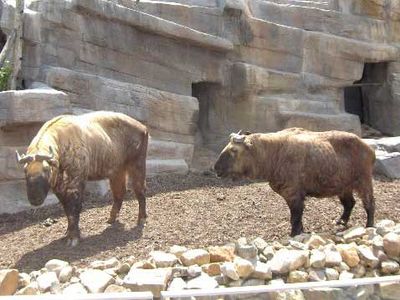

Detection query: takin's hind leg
xmin=337 ymin=191 xmax=356 ymax=226
xmin=107 ymin=171 xmax=127 ymax=224
xmin=356 ymin=181 xmax=375 ymax=228
xmin=129 ymin=164 xmax=147 ymax=226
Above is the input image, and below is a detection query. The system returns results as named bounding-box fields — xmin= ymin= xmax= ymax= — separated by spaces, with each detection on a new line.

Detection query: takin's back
xmin=271 ymin=130 xmax=375 ymax=197
xmin=30 ymin=111 xmax=148 ymax=180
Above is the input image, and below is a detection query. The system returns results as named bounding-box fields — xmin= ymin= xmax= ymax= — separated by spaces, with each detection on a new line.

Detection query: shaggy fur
xmin=20 ymin=111 xmax=148 ymax=246
xmin=214 ymin=128 xmax=376 ymax=236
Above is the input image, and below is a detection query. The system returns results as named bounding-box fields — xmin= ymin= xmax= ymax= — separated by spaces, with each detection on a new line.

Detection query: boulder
xmin=181 ymin=249 xmax=210 ymax=266
xmin=383 ymin=232 xmax=400 ymax=257
xmin=123 ymin=268 xmax=172 ymax=297
xmin=80 ymin=269 xmax=114 ymax=293
xmin=0 ymin=269 xmax=19 ymax=296
xmin=150 ymin=251 xmax=178 ymax=268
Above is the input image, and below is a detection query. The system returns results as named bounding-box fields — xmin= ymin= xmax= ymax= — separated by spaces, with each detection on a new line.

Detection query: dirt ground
xmin=1 ymin=173 xmax=400 ymax=273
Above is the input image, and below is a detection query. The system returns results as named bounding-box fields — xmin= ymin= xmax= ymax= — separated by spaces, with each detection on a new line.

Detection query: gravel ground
xmin=1 ymin=173 xmax=399 ymax=272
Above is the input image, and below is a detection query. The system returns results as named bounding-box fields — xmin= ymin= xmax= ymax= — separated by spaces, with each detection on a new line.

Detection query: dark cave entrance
xmin=344 ymin=62 xmax=387 ymax=126
xmin=0 ymin=29 xmax=6 ymax=52
xmin=192 ymin=82 xmax=220 ymax=145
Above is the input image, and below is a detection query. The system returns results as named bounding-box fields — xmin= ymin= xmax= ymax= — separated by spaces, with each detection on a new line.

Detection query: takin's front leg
xmin=284 ymin=193 xmax=305 ymax=237
xmin=57 ymin=186 xmax=84 ymax=247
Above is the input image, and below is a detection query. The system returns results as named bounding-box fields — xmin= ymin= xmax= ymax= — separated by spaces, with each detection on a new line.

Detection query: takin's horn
xmin=230 ymin=133 xmax=245 ymax=143
xmin=34 ymin=146 xmax=55 ymax=162
xmin=15 ymin=150 xmax=34 ymax=164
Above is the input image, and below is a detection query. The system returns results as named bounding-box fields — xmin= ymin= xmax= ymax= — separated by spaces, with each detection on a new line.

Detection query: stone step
xmin=258 ymin=95 xmax=341 ymax=115
xmin=265 ymin=0 xmax=331 ymax=10
xmin=72 ymin=0 xmax=233 ymax=52
xmin=146 ymin=159 xmax=189 ymax=177
xmin=279 ymin=111 xmax=361 ymax=135
xmin=248 ymin=0 xmax=387 ymax=43
xmin=0 ymin=83 xmax=71 ymax=129
xmin=116 ymin=0 xmax=219 ymax=9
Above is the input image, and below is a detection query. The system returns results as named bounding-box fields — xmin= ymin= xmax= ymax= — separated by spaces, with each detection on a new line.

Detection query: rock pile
xmin=2 ymin=220 xmax=400 ymax=299
xmin=364 ymin=137 xmax=400 ymax=179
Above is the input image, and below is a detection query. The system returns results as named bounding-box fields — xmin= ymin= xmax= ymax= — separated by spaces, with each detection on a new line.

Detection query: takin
xmin=214 ymin=128 xmax=376 ymax=236
xmin=16 ymin=111 xmax=149 ymax=246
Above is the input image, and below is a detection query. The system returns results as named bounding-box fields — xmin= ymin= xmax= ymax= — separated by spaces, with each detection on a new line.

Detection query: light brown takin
xmin=16 ymin=111 xmax=149 ymax=246
xmin=214 ymin=128 xmax=376 ymax=236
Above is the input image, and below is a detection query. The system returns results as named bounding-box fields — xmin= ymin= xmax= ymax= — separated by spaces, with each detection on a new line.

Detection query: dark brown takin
xmin=214 ymin=128 xmax=376 ymax=236
xmin=16 ymin=111 xmax=149 ymax=246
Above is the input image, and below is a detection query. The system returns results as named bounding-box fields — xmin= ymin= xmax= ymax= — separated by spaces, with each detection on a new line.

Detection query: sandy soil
xmin=1 ymin=173 xmax=399 ymax=272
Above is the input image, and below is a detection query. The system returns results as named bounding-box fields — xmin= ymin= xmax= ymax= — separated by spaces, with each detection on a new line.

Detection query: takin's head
xmin=16 ymin=147 xmax=57 ymax=206
xmin=214 ymin=131 xmax=255 ymax=180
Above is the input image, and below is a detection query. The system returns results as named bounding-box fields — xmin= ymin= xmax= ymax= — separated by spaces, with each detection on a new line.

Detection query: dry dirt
xmin=1 ymin=173 xmax=399 ymax=272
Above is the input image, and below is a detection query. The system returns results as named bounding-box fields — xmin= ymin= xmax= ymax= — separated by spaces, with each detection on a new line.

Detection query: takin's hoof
xmin=137 ymin=217 xmax=147 ymax=226
xmin=106 ymin=217 xmax=116 ymax=224
xmin=66 ymin=237 xmax=80 ymax=247
xmin=336 ymin=219 xmax=349 ymax=227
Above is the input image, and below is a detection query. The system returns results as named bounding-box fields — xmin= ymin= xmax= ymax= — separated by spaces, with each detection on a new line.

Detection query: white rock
xmin=123 ymin=268 xmax=172 ymax=297
xmin=63 ymin=283 xmax=88 ymax=294
xmin=306 ymin=234 xmax=327 ymax=249
xmin=236 ymin=244 xmax=258 ymax=260
xmin=188 ymin=265 xmax=202 ymax=278
xmin=89 ymin=257 xmax=120 ymax=270
xmin=17 ymin=273 xmax=30 ymax=289
xmin=270 ymin=249 xmax=309 ymax=274
xmin=287 ymin=270 xmax=308 ymax=283
xmin=167 ymin=278 xmax=187 ymax=291
xmin=357 ymin=245 xmax=379 ymax=268
xmin=262 ymin=246 xmax=275 ymax=260
xmin=383 ymin=232 xmax=400 ymax=257
xmin=252 ymin=237 xmax=268 ymax=252
xmin=36 ymin=272 xmax=59 ymax=293
xmin=352 ymin=264 xmax=366 ymax=278
xmin=251 ymin=261 xmax=272 ymax=280
xmin=45 ymin=259 xmax=69 ymax=276
xmin=308 ymin=269 xmax=326 ymax=281
xmin=381 ymin=260 xmax=400 ymax=275
xmin=169 ymin=245 xmax=188 ymax=259
xmin=325 ymin=268 xmax=339 ymax=281
xmin=181 ymin=249 xmax=210 ymax=266
xmin=339 ymin=270 xmax=354 ymax=280
xmin=80 ymin=269 xmax=114 ymax=293
xmin=343 ymin=226 xmax=366 ymax=242
xmin=15 ymin=283 xmax=40 ymax=295
xmin=221 ymin=262 xmax=239 ymax=281
xmin=59 ymin=266 xmax=74 ymax=283
xmin=234 ymin=257 xmax=255 ymax=278
xmin=377 ymin=220 xmax=396 ymax=236
xmin=310 ymin=249 xmax=326 ymax=268
xmin=186 ymin=273 xmax=219 ymax=289
xmin=324 ymin=247 xmax=343 ymax=267
xmin=150 ymin=251 xmax=178 ymax=268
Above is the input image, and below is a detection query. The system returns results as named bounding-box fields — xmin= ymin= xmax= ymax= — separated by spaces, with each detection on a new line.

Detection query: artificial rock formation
xmin=0 ymin=0 xmax=399 ymax=213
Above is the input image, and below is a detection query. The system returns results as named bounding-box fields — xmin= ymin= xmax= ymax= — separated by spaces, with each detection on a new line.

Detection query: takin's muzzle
xmin=26 ymin=174 xmax=50 ymax=206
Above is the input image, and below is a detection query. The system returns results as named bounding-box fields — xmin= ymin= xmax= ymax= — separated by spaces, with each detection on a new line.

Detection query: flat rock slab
xmin=123 ymin=268 xmax=172 ymax=297
xmin=375 ymin=151 xmax=400 ymax=179
xmin=0 ymin=85 xmax=70 ymax=128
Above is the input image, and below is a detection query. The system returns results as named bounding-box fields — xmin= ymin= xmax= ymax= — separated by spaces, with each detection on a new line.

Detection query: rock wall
xmin=0 ymin=0 xmax=399 ymax=213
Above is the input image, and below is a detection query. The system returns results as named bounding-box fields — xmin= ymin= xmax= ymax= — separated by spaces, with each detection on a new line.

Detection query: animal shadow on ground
xmin=14 ymin=221 xmax=144 ymax=272
xmin=0 ymin=173 xmax=250 ymax=236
